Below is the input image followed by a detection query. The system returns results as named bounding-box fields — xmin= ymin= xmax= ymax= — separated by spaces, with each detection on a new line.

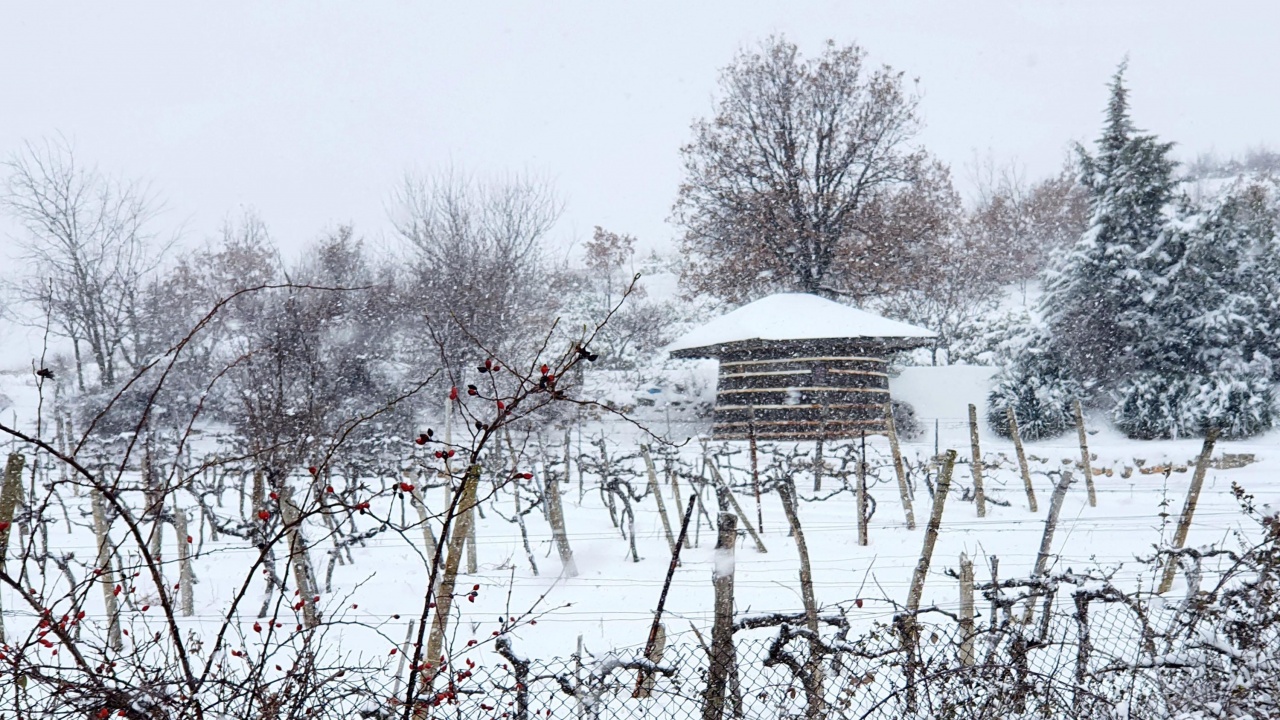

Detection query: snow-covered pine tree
xmin=1040 ymin=64 xmax=1177 ymax=392
xmin=1115 ymin=181 xmax=1277 ymax=438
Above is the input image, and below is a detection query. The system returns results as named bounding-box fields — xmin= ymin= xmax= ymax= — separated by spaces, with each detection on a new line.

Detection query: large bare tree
xmin=2 ymin=139 xmax=166 ymax=389
xmin=673 ymin=36 xmax=954 ymax=303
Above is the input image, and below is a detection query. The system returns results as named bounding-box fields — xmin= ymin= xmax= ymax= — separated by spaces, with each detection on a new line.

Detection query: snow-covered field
xmin=2 ymin=360 xmax=1275 ymax=671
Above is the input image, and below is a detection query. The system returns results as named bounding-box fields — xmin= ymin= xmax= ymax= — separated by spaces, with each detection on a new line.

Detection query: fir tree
xmin=1040 ymin=64 xmax=1177 ymax=392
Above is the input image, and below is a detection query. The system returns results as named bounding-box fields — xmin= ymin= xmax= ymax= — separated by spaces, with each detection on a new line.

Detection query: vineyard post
xmin=1007 ymin=407 xmax=1038 ymax=512
xmin=968 ymin=404 xmax=986 ymax=517
xmin=1158 ymin=429 xmax=1220 ymax=594
xmin=885 ymin=403 xmax=916 ymax=529
xmin=1074 ymin=401 xmax=1097 ymax=507
xmin=702 ymin=511 xmax=737 ymax=719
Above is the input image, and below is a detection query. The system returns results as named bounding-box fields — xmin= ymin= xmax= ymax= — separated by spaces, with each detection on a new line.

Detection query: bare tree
xmin=2 ymin=139 xmax=167 ymax=390
xmin=392 ymin=170 xmax=562 ymax=372
xmin=674 ymin=36 xmax=956 ymax=303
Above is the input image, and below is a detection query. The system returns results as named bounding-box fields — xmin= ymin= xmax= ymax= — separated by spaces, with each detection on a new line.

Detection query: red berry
xmin=258 ymin=510 xmax=270 ymax=521
xmin=449 ymin=387 xmax=459 ymax=401
xmin=253 ymin=622 xmax=262 ymax=633
xmin=308 ymin=466 xmax=318 ymax=475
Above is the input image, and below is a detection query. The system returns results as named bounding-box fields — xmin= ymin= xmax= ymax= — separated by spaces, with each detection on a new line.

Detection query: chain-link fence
xmin=390 ymin=561 xmax=1278 ymax=720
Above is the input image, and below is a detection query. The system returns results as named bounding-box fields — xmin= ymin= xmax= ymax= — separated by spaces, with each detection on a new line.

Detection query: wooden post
xmin=1026 ymin=471 xmax=1074 ymax=624
xmin=636 ymin=623 xmax=666 ymax=699
xmin=856 ymin=434 xmax=869 ymax=547
xmin=777 ymin=480 xmax=825 ymax=719
xmin=278 ymin=486 xmax=321 ymax=629
xmin=544 ymin=449 xmax=579 ymax=578
xmin=967 ymin=404 xmax=986 ymax=518
xmin=705 ymin=460 xmax=767 ymax=553
xmin=642 ymin=445 xmax=676 ymax=553
xmin=885 ymin=403 xmax=916 ymax=530
xmin=0 ymin=453 xmax=25 ymax=643
xmin=702 ymin=511 xmax=737 ymax=720
xmin=173 ymin=498 xmax=196 ymax=617
xmin=669 ymin=467 xmax=691 ymax=549
xmin=91 ymin=489 xmax=124 ymax=651
xmin=1007 ymin=407 xmax=1038 ymax=512
xmin=1034 ymin=471 xmax=1073 ymax=579
xmin=748 ymin=409 xmax=763 ymax=533
xmin=907 ymin=450 xmax=957 ymax=613
xmin=426 ymin=464 xmax=480 ymax=684
xmin=0 ymin=453 xmax=26 ymax=568
xmin=1074 ymin=401 xmax=1097 ymax=508
xmin=1158 ymin=429 xmax=1220 ymax=594
xmin=635 ymin=495 xmax=696 ymax=698
xmin=958 ymin=553 xmax=975 ymax=667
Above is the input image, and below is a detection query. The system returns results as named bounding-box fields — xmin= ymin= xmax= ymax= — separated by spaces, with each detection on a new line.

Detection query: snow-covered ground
xmin=1 ymin=360 xmax=1275 ymax=669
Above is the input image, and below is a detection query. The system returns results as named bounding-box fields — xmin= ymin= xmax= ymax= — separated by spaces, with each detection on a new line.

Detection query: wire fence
xmin=390 ymin=575 xmax=1270 ymax=720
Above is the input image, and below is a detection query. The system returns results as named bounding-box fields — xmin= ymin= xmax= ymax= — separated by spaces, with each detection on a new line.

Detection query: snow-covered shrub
xmin=1111 ymin=370 xmax=1193 ymax=440
xmin=986 ymin=346 xmax=1082 ymax=440
xmin=1113 ymin=356 xmax=1275 ymax=440
xmin=1181 ymin=356 xmax=1275 ymax=440
xmin=949 ymin=307 xmax=1034 ymax=366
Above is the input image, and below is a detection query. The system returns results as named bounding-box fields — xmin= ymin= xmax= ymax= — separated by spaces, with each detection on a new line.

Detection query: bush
xmin=1111 ymin=370 xmax=1191 ymax=440
xmin=987 ymin=348 xmax=1082 ymax=440
xmin=1112 ymin=356 xmax=1275 ymax=440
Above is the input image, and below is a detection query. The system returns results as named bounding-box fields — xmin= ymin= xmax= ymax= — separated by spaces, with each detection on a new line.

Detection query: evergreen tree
xmin=1115 ymin=182 xmax=1277 ymax=438
xmin=1040 ymin=64 xmax=1177 ymax=392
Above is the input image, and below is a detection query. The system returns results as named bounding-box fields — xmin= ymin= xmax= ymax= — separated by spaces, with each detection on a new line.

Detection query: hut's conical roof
xmin=667 ymin=293 xmax=935 ymax=357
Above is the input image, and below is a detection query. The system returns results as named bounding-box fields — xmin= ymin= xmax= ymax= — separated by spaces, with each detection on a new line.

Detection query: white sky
xmin=2 ymin=1 xmax=1278 ymax=265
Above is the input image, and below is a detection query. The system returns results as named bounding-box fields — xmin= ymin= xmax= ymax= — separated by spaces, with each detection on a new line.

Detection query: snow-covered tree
xmin=1040 ymin=64 xmax=1178 ymax=391
xmin=1114 ymin=181 xmax=1278 ymax=438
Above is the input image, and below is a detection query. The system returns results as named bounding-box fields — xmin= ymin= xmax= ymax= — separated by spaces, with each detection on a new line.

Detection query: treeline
xmin=0 ymin=150 xmax=682 ymax=473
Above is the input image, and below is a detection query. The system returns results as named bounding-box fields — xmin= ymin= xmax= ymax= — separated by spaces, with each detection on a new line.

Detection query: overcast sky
xmin=2 ymin=1 xmax=1278 ymax=266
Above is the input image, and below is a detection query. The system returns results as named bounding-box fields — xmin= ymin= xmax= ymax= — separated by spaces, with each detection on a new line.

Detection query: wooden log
xmin=91 ymin=489 xmax=124 ymax=651
xmin=885 ymin=403 xmax=916 ymax=529
xmin=1074 ymin=401 xmax=1097 ymax=508
xmin=702 ymin=512 xmax=737 ymax=719
xmin=958 ymin=553 xmax=975 ymax=667
xmin=173 ymin=498 xmax=196 ymax=617
xmin=777 ymin=479 xmax=825 ymax=718
xmin=705 ymin=460 xmax=767 ymax=553
xmin=1027 ymin=470 xmax=1074 ymax=624
xmin=278 ymin=486 xmax=321 ymax=629
xmin=907 ymin=450 xmax=957 ymax=613
xmin=641 ymin=444 xmax=676 ymax=553
xmin=425 ymin=464 xmax=480 ymax=685
xmin=1158 ymin=429 xmax=1220 ymax=594
xmin=856 ymin=437 xmax=869 ymax=546
xmin=1007 ymin=407 xmax=1038 ymax=512
xmin=968 ymin=404 xmax=986 ymax=517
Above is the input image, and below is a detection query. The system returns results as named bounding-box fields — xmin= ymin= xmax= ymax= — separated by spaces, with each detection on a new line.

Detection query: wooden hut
xmin=668 ymin=294 xmax=936 ymax=441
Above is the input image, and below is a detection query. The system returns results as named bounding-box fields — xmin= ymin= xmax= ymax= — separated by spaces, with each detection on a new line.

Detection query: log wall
xmin=709 ymin=341 xmax=895 ymax=441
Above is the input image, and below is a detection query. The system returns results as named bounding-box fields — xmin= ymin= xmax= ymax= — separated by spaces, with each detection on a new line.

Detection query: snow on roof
xmin=667 ymin=293 xmax=936 ymax=354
